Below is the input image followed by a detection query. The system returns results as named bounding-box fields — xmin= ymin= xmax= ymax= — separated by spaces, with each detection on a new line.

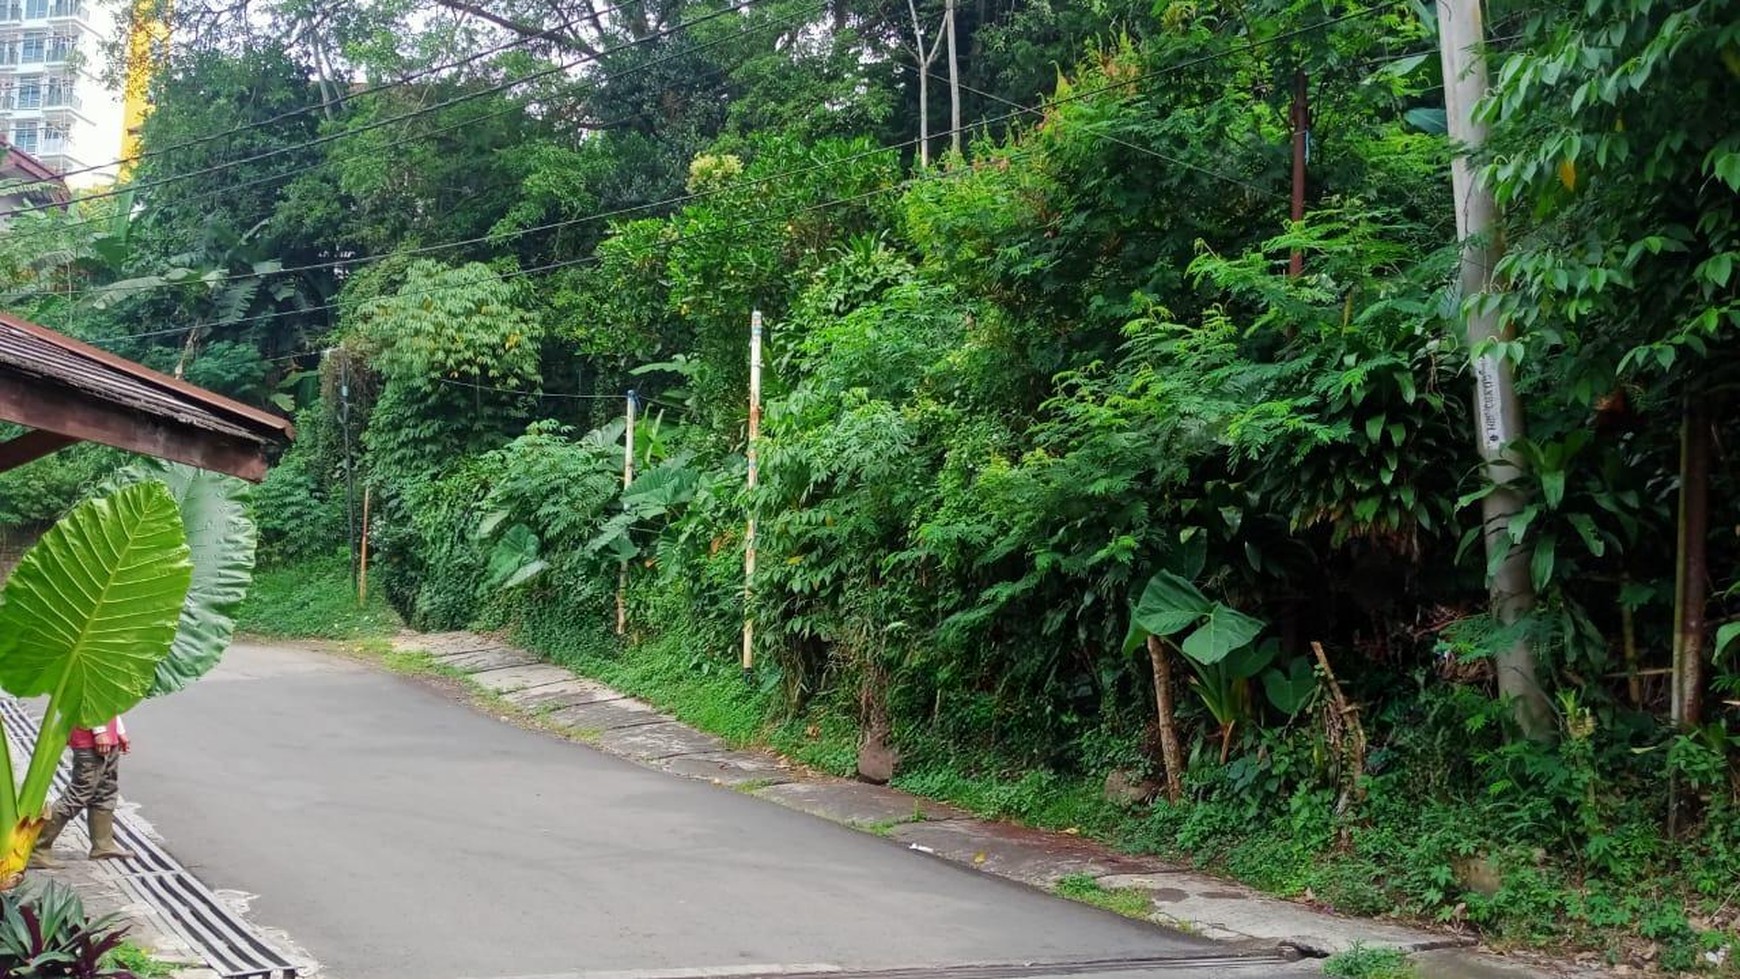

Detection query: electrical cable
xmin=0 ymin=0 xmax=828 ymax=246
xmin=0 ymin=0 xmax=777 ymax=221
xmin=42 ymin=0 xmax=663 ymax=186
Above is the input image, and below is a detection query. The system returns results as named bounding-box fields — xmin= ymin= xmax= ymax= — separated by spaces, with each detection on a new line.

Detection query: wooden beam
xmin=0 ymin=375 xmax=269 ymax=481
xmin=0 ymin=429 xmax=80 ymax=472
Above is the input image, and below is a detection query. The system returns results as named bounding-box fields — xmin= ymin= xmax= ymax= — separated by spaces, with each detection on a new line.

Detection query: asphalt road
xmin=124 ymin=643 xmax=1310 ymax=979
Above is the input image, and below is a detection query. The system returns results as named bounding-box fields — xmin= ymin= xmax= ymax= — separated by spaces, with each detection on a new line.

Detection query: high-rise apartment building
xmin=0 ymin=0 xmax=124 ymax=189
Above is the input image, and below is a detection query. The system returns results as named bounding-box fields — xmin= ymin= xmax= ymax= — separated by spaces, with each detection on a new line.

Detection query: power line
xmin=34 ymin=7 xmax=1378 ymax=347
xmin=83 ymin=143 xmax=1004 ymax=348
xmin=917 ymin=67 xmax=1281 ymax=199
xmin=0 ymin=0 xmax=779 ymax=222
xmin=433 ymin=377 xmax=624 ymax=400
xmin=46 ymin=0 xmax=656 ymax=186
xmin=0 ymin=0 xmax=827 ymax=248
xmin=23 ymin=9 xmax=1352 ymax=310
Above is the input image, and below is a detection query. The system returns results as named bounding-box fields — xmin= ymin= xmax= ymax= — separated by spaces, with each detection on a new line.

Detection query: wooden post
xmin=358 ymin=485 xmax=372 ymax=605
xmin=1289 ymin=69 xmax=1309 ymax=278
xmin=617 ymin=390 xmax=636 ymax=637
xmin=1671 ymin=400 xmax=1711 ymax=729
xmin=742 ymin=311 xmax=763 ymax=676
xmin=1146 ymin=635 xmax=1183 ymax=803
xmin=1437 ymin=0 xmax=1551 ymax=737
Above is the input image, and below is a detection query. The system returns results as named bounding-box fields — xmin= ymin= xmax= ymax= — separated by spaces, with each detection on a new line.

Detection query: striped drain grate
xmin=1 ymin=698 xmax=301 ymax=979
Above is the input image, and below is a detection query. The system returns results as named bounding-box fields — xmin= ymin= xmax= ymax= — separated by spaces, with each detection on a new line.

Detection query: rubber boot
xmin=27 ymin=812 xmax=70 ymax=869
xmin=87 ymin=810 xmax=136 ymax=861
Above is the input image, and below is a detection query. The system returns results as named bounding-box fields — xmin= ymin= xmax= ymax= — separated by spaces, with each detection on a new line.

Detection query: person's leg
xmin=86 ymin=752 xmax=135 ymax=861
xmin=29 ymin=749 xmax=100 ymax=868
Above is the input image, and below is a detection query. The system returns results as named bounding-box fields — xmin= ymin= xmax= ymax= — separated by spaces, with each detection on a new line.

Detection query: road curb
xmin=387 ymin=631 xmax=1576 ymax=976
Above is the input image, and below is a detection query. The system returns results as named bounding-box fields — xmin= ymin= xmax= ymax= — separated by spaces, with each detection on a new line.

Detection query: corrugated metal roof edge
xmin=0 ymin=311 xmax=297 ymax=442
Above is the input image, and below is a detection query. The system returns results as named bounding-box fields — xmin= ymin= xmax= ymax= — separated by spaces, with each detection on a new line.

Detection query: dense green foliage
xmin=4 ymin=0 xmax=1739 ymax=963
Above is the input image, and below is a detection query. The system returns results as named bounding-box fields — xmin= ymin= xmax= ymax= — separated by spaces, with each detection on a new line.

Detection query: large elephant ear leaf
xmin=103 ymin=459 xmax=257 ymax=697
xmin=0 ymin=481 xmax=192 ymax=727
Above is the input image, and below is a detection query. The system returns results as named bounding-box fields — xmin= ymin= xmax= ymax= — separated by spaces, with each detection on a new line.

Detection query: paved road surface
xmin=124 ymin=643 xmax=1307 ymax=979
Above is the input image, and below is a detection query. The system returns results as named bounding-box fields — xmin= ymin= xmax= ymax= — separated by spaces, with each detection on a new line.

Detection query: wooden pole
xmin=1437 ymin=0 xmax=1551 ymax=737
xmin=1289 ymin=69 xmax=1309 ymax=278
xmin=742 ymin=311 xmax=763 ymax=676
xmin=1146 ymin=635 xmax=1183 ymax=803
xmin=617 ymin=390 xmax=636 ymax=637
xmin=358 ymin=485 xmax=371 ymax=605
xmin=1671 ymin=400 xmax=1711 ymax=728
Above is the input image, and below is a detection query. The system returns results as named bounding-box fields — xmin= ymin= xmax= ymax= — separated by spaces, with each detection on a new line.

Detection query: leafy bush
xmin=0 ymin=880 xmax=139 ymax=978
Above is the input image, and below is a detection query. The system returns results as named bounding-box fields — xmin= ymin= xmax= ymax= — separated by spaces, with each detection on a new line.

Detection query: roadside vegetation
xmin=0 ymin=0 xmax=1735 ymax=968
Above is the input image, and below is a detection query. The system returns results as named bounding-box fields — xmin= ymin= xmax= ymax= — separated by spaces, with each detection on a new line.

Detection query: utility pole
xmin=1289 ymin=69 xmax=1309 ymax=278
xmin=741 ymin=311 xmax=763 ymax=678
xmin=1437 ymin=0 xmax=1551 ymax=737
xmin=618 ymin=390 xmax=637 ymax=637
xmin=945 ymin=0 xmax=962 ymax=157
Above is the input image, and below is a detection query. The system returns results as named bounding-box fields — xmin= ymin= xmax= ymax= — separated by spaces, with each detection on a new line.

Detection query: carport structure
xmin=0 ymin=310 xmax=292 ymax=482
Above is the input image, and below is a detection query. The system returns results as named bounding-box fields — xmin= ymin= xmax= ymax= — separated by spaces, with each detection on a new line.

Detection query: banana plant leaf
xmin=100 ymin=460 xmax=256 ymax=697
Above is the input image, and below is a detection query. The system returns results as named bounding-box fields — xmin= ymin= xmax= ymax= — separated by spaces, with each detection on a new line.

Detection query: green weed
xmin=1322 ymin=945 xmax=1415 ymax=979
xmin=103 ymin=942 xmax=178 ymax=978
xmin=1053 ymin=874 xmax=1153 ymax=920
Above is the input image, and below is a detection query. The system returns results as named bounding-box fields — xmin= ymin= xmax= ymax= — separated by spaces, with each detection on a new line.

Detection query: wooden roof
xmin=0 ymin=312 xmax=294 ymax=481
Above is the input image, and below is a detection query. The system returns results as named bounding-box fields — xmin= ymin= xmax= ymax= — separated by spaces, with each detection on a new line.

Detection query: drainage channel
xmin=1 ymin=698 xmax=302 ymax=979
xmin=470 ymin=955 xmax=1303 ymax=979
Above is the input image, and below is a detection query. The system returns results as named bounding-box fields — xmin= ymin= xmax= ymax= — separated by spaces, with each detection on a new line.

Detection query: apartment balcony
xmin=0 ymin=6 xmax=20 ymax=24
xmin=46 ymin=2 xmax=87 ymax=21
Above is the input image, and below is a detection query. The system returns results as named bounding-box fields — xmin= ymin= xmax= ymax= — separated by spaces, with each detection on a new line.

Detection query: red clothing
xmin=68 ymin=717 xmax=127 ymax=752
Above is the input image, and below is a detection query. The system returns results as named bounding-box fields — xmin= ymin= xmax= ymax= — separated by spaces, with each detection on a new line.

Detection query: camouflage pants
xmin=52 ymin=749 xmax=120 ymax=819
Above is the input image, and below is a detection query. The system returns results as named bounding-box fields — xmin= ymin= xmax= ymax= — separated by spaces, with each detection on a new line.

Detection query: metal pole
xmin=617 ymin=390 xmax=636 ymax=637
xmin=1437 ymin=0 xmax=1550 ymax=737
xmin=742 ymin=311 xmax=763 ymax=677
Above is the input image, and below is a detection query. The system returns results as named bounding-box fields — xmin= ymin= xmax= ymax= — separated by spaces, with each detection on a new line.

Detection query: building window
xmin=12 ymin=122 xmax=37 ymax=153
xmin=46 ymin=32 xmax=69 ymax=60
xmin=20 ymin=31 xmax=44 ymax=62
xmin=15 ymin=75 xmax=40 ymax=108
xmin=23 ymin=0 xmax=46 ymax=18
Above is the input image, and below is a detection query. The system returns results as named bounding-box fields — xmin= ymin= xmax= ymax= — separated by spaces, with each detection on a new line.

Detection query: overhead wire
xmin=27 ymin=6 xmax=1368 ymax=311
xmin=0 ymin=0 xmax=776 ymax=221
xmin=0 ymin=0 xmax=830 ymax=247
xmin=50 ymin=7 xmax=1382 ymax=352
xmin=41 ymin=0 xmax=660 ymax=187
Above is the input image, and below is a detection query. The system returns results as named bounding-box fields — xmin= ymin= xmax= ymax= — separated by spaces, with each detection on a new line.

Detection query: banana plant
xmin=0 ymin=463 xmax=255 ymax=885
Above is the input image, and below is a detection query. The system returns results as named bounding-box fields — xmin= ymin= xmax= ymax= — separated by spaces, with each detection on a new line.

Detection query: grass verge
xmin=237 ymin=555 xmax=401 ymax=640
xmin=1053 ymin=873 xmax=1155 ymax=920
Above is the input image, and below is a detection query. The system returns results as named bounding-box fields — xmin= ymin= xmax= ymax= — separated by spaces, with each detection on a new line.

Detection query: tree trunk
xmin=1436 ymin=0 xmax=1553 ymax=738
xmin=1146 ymin=636 xmax=1184 ymax=803
xmin=1672 ymin=399 xmax=1711 ymax=729
xmin=944 ymin=0 xmax=961 ymax=156
xmin=908 ymin=0 xmax=944 ymax=166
